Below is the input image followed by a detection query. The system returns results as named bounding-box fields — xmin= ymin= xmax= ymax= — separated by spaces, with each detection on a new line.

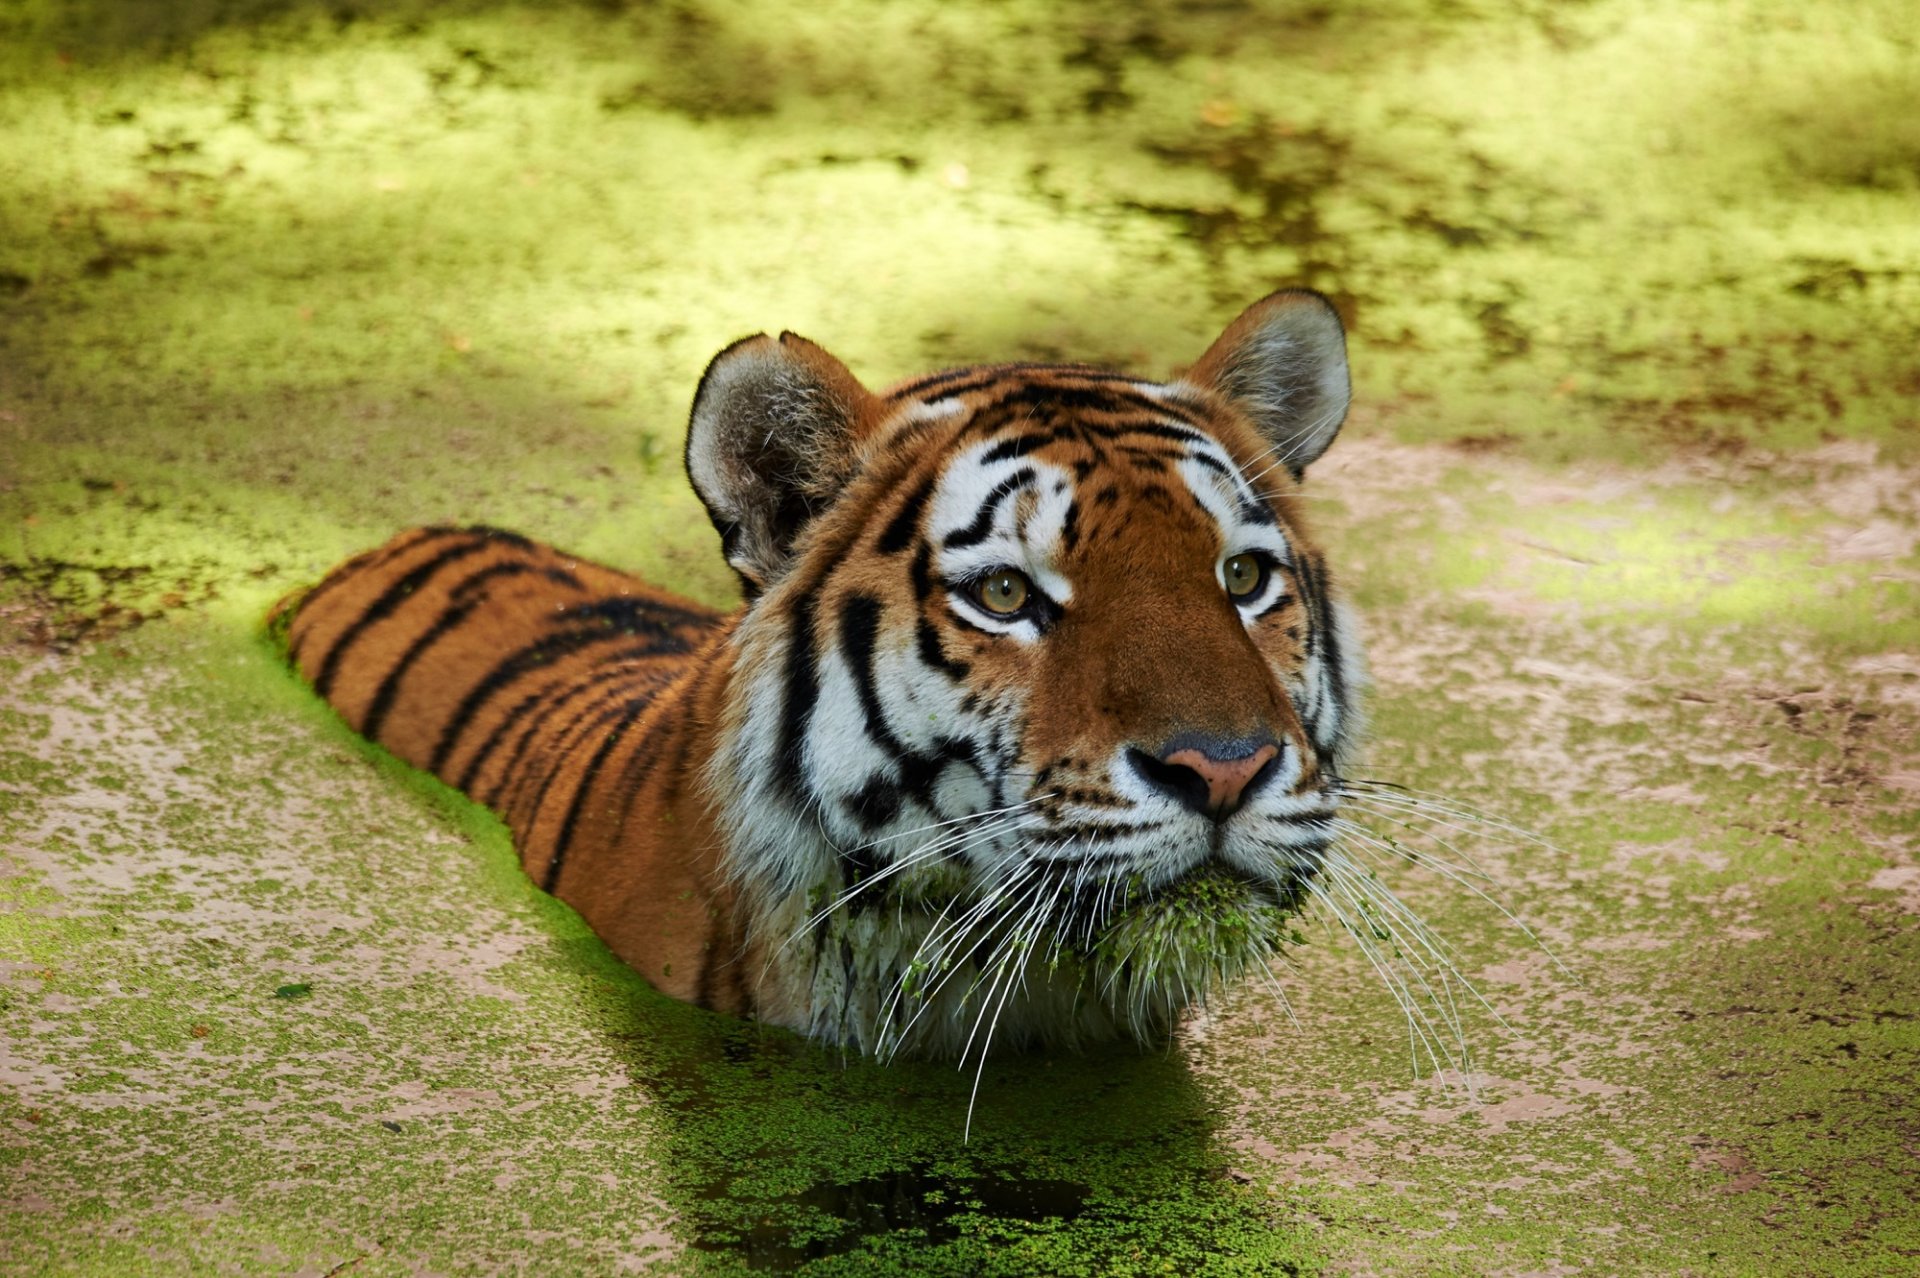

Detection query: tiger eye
xmin=1224 ymin=553 xmax=1263 ymax=598
xmin=977 ymin=569 xmax=1031 ymax=615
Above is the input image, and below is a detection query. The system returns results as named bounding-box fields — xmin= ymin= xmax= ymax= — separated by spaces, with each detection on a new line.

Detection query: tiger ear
xmin=1182 ymin=289 xmax=1352 ymax=478
xmin=684 ymin=331 xmax=879 ymax=595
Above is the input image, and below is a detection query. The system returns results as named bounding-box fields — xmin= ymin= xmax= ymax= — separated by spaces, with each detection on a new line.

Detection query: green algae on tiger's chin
xmin=1084 ymin=864 xmax=1308 ymax=1032
xmin=785 ymin=861 xmax=1310 ymax=1057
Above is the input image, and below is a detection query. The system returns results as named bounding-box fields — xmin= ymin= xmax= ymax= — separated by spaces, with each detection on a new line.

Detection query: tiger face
xmin=689 ymin=291 xmax=1364 ymax=1058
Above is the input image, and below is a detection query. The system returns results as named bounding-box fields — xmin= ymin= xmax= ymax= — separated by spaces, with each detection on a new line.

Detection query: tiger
xmin=275 ymin=289 xmax=1365 ymax=1064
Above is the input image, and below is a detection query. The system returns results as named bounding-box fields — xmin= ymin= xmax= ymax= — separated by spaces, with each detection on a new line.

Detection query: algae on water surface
xmin=3 ymin=0 xmax=1917 ymax=1273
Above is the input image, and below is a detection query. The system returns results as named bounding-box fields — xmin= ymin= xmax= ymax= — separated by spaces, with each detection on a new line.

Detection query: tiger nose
xmin=1127 ymin=740 xmax=1280 ymax=820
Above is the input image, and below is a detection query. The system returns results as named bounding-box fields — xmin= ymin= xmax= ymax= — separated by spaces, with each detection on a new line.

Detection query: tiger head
xmin=686 ymin=291 xmax=1365 ymax=1059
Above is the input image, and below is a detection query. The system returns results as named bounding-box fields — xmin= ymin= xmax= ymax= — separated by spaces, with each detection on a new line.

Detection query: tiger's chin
xmin=774 ymin=855 xmax=1313 ymax=1064
xmin=1076 ymin=860 xmax=1312 ymax=1038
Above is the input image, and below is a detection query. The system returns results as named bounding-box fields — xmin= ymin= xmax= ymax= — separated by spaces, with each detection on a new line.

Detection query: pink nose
xmin=1163 ymin=743 xmax=1278 ymax=816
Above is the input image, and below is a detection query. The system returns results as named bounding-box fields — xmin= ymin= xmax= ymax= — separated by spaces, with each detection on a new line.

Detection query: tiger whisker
xmin=1339 ymin=778 xmax=1565 ymax=852
xmin=784 ymin=811 xmax=1037 ymax=948
xmin=831 ymin=794 xmax=1055 ymax=860
xmin=772 ymin=820 xmax=1031 ymax=999
xmin=1336 ymin=780 xmax=1578 ymax=989
xmin=1316 ymin=889 xmax=1459 ymax=1083
xmin=808 ymin=801 xmax=1046 ymax=913
xmin=1004 ymin=860 xmax=1074 ymax=1011
xmin=1320 ymin=844 xmax=1513 ymax=1040
xmin=1332 ymin=804 xmax=1496 ymax=881
xmin=768 ymin=812 xmax=1047 ymax=1020
xmin=1290 ymin=855 xmax=1451 ymax=1074
xmin=872 ymin=871 xmax=977 ymax=1055
xmin=876 ymin=850 xmax=1046 ymax=1060
xmin=959 ymin=868 xmax=1064 ymax=1137
xmin=967 ymin=867 xmax=1059 ymax=1066
xmin=1320 ymin=856 xmax=1484 ymax=1096
xmin=1333 ymin=811 xmax=1575 ymax=982
xmin=955 ymin=869 xmax=1053 ymax=1065
xmin=883 ymin=877 xmax=1041 ymax=1065
xmin=1251 ymin=952 xmax=1302 ymax=1031
xmin=1339 ymin=793 xmax=1536 ymax=868
xmin=1329 ymin=827 xmax=1478 ymax=958
xmin=928 ymin=860 xmax=1049 ymax=997
xmin=1046 ymin=843 xmax=1096 ymax=968
xmin=1240 ymin=397 xmax=1348 ymax=490
xmin=1307 ymin=862 xmax=1466 ymax=1081
xmin=1320 ymin=853 xmax=1471 ymax=1029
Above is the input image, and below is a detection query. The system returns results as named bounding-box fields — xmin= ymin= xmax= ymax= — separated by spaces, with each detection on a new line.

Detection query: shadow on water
xmin=592 ymin=969 xmax=1319 ymax=1276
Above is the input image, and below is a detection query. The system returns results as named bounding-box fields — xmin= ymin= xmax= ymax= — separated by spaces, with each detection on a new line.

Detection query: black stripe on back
xmin=447 ymin=641 xmax=657 ymax=793
xmin=360 ymin=597 xmax=481 ymax=742
xmin=481 ymin=661 xmax=660 ymax=808
xmin=289 ymin=527 xmax=449 ymax=662
xmin=509 ymin=678 xmax=662 ymax=836
xmin=430 ymin=624 xmax=667 ymax=776
xmin=540 ymin=695 xmax=651 ymax=893
xmin=562 ymin=595 xmax=716 ymax=634
xmin=460 ymin=524 xmax=535 ymax=548
xmin=312 ymin=533 xmax=499 ymax=699
xmin=604 ymin=699 xmax=692 ymax=836
xmin=357 ymin=560 xmax=551 ymax=742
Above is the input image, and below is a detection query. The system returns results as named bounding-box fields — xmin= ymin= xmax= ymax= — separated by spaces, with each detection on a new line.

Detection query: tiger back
xmin=278 ymin=289 xmax=1366 ymax=1060
xmin=276 ymin=528 xmax=754 ymax=1009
